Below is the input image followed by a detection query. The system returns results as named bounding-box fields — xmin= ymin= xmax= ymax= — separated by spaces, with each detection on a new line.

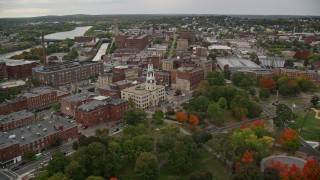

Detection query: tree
xmin=194 ymin=80 xmax=210 ymax=96
xmin=175 ymin=89 xmax=182 ymax=96
xmin=206 ymin=72 xmax=225 ymax=86
xmin=176 ymin=112 xmax=188 ymax=123
xmin=86 ymin=176 xmax=105 ymax=180
xmin=278 ymin=129 xmax=301 ymax=151
xmin=153 ymin=109 xmax=164 ymax=124
xmin=297 ymin=76 xmax=316 ymax=92
xmin=168 ymin=141 xmax=192 ymax=173
xmin=259 ymin=88 xmax=270 ymax=99
xmin=47 ymin=152 xmax=71 ymax=176
xmin=241 ymin=150 xmax=254 ymax=163
xmin=95 ymin=128 xmax=109 ymax=141
xmin=134 ymin=152 xmax=158 ymax=180
xmin=22 ymin=149 xmax=36 ymax=160
xmin=207 ymin=103 xmax=225 ymax=125
xmin=188 ymin=170 xmax=213 ymax=180
xmin=192 ymin=130 xmax=212 ymax=145
xmin=166 ymin=106 xmax=175 ymax=115
xmin=249 ymin=52 xmax=259 ymax=65
xmin=188 ymin=114 xmax=199 ymax=126
xmin=65 ymin=161 xmax=84 ymax=180
xmin=48 ymin=172 xmax=68 ymax=180
xmin=124 ymin=107 xmax=147 ymax=125
xmin=218 ymin=97 xmax=228 ymax=109
xmin=273 ymin=104 xmax=296 ymax=128
xmin=233 ymin=107 xmax=248 ymax=120
xmin=260 ymin=76 xmax=277 ymax=92
xmin=122 ymin=139 xmax=137 ymax=161
xmin=34 ymin=171 xmax=49 ymax=180
xmin=51 ymin=103 xmax=60 ymax=111
xmin=310 ymin=95 xmax=320 ymax=107
xmin=231 ymin=72 xmax=254 ymax=88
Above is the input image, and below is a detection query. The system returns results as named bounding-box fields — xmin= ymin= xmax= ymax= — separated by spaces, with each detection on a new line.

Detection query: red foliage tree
xmin=260 ymin=76 xmax=277 ymax=92
xmin=278 ymin=129 xmax=301 ymax=150
xmin=268 ymin=160 xmax=320 ymax=180
xmin=176 ymin=112 xmax=188 ymax=123
xmin=294 ymin=50 xmax=310 ymax=60
xmin=188 ymin=114 xmax=199 ymax=126
xmin=241 ymin=150 xmax=254 ymax=163
xmin=251 ymin=120 xmax=265 ymax=128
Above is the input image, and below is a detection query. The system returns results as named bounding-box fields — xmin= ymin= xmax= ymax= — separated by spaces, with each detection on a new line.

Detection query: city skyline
xmin=0 ymin=0 xmax=320 ymax=18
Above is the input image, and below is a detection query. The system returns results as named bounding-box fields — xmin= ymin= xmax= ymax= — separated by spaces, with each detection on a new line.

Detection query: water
xmin=44 ymin=26 xmax=92 ymax=40
xmin=92 ymin=43 xmax=109 ymax=61
xmin=0 ymin=48 xmax=32 ymax=59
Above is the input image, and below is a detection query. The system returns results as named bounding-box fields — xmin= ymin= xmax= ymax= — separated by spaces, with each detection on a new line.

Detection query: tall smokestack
xmin=41 ymin=35 xmax=47 ymax=67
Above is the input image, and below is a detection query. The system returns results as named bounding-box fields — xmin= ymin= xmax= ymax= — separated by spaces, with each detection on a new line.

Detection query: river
xmin=0 ymin=26 xmax=92 ymax=59
xmin=92 ymin=43 xmax=109 ymax=61
xmin=44 ymin=26 xmax=92 ymax=40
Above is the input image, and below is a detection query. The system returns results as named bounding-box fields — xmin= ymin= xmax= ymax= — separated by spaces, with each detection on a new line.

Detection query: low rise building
xmin=60 ymin=92 xmax=95 ymax=117
xmin=75 ymin=97 xmax=128 ymax=127
xmin=33 ymin=61 xmax=103 ymax=86
xmin=177 ymin=39 xmax=189 ymax=51
xmin=0 ymin=61 xmax=8 ymax=81
xmin=171 ymin=67 xmax=204 ymax=91
xmin=0 ymin=97 xmax=28 ymax=115
xmin=0 ymin=80 xmax=26 ymax=93
xmin=0 ymin=110 xmax=35 ymax=132
xmin=96 ymin=73 xmax=125 ymax=87
xmin=126 ymin=34 xmax=149 ymax=51
xmin=121 ymin=64 xmax=165 ymax=109
xmin=216 ymin=58 xmax=261 ymax=72
xmin=5 ymin=60 xmax=36 ymax=79
xmin=97 ymin=80 xmax=135 ymax=98
xmin=0 ymin=116 xmax=78 ymax=167
xmin=114 ymin=48 xmax=139 ymax=57
xmin=275 ymin=68 xmax=320 ymax=83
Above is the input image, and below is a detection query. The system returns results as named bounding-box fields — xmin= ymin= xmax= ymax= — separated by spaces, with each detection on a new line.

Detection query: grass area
xmin=157 ymin=148 xmax=231 ymax=180
xmin=223 ymin=110 xmax=240 ymax=126
xmin=288 ymin=109 xmax=320 ymax=141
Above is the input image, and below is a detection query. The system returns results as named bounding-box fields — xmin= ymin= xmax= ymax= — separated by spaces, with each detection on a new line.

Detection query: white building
xmin=121 ymin=64 xmax=165 ymax=109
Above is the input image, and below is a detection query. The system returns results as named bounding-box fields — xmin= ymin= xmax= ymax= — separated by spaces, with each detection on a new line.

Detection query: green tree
xmin=153 ymin=109 xmax=164 ymax=124
xmin=48 ymin=172 xmax=68 ymax=180
xmin=192 ymin=129 xmax=213 ymax=145
xmin=206 ymin=72 xmax=225 ymax=86
xmin=168 ymin=141 xmax=192 ymax=173
xmin=189 ymin=170 xmax=213 ymax=180
xmin=65 ymin=161 xmax=84 ymax=180
xmin=95 ymin=128 xmax=109 ymax=141
xmin=124 ymin=107 xmax=147 ymax=125
xmin=134 ymin=152 xmax=159 ymax=180
xmin=231 ymin=72 xmax=254 ymax=88
xmin=22 ymin=149 xmax=36 ymax=160
xmin=259 ymin=88 xmax=270 ymax=99
xmin=122 ymin=139 xmax=137 ymax=161
xmin=47 ymin=152 xmax=71 ymax=176
xmin=233 ymin=107 xmax=248 ymax=120
xmin=133 ymin=135 xmax=154 ymax=155
xmin=86 ymin=176 xmax=105 ymax=180
xmin=310 ymin=95 xmax=320 ymax=107
xmin=34 ymin=171 xmax=49 ymax=180
xmin=51 ymin=102 xmax=60 ymax=111
xmin=218 ymin=97 xmax=228 ymax=109
xmin=273 ymin=104 xmax=296 ymax=128
xmin=207 ymin=103 xmax=225 ymax=125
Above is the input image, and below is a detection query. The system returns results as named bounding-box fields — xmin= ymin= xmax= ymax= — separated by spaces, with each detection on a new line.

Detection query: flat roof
xmin=62 ymin=92 xmax=95 ymax=102
xmin=122 ymin=83 xmax=164 ymax=95
xmin=0 ymin=80 xmax=26 ymax=89
xmin=208 ymin=45 xmax=231 ymax=50
xmin=4 ymin=116 xmax=77 ymax=146
xmin=4 ymin=60 xmax=35 ymax=66
xmin=0 ymin=110 xmax=33 ymax=124
xmin=217 ymin=58 xmax=261 ymax=69
xmin=35 ymin=61 xmax=102 ymax=73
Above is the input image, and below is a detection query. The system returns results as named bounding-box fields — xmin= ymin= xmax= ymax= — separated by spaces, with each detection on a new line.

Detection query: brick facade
xmin=0 ymin=97 xmax=28 ymax=115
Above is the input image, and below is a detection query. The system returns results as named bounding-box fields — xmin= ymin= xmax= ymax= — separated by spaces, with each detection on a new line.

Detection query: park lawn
xmin=289 ymin=109 xmax=320 ymax=141
xmin=223 ymin=110 xmax=240 ymax=126
xmin=157 ymin=148 xmax=231 ymax=180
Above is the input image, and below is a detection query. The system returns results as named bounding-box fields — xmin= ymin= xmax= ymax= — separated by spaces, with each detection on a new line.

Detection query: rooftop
xmin=0 ymin=110 xmax=34 ymax=124
xmin=122 ymin=83 xmax=164 ymax=95
xmin=3 ymin=116 xmax=77 ymax=146
xmin=4 ymin=59 xmax=36 ymax=66
xmin=0 ymin=80 xmax=26 ymax=89
xmin=62 ymin=92 xmax=95 ymax=102
xmin=217 ymin=58 xmax=261 ymax=69
xmin=34 ymin=61 xmax=102 ymax=73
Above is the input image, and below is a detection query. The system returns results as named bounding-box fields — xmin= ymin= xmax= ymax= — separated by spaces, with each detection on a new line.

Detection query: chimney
xmin=42 ymin=34 xmax=47 ymax=67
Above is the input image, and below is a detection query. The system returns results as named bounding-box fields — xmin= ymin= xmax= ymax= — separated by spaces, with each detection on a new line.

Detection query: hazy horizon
xmin=1 ymin=0 xmax=320 ymax=18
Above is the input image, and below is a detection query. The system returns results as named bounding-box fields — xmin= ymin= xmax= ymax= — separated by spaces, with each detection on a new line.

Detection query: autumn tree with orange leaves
xmin=260 ymin=76 xmax=277 ymax=92
xmin=176 ymin=112 xmax=188 ymax=123
xmin=188 ymin=114 xmax=199 ymax=126
xmin=278 ymin=129 xmax=301 ymax=151
xmin=233 ymin=150 xmax=262 ymax=179
xmin=267 ymin=160 xmax=320 ymax=180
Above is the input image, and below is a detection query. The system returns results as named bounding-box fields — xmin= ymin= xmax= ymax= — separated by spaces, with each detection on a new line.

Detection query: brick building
xmin=5 ymin=60 xmax=36 ymax=79
xmin=0 ymin=80 xmax=26 ymax=93
xmin=97 ymin=80 xmax=135 ymax=98
xmin=115 ymin=34 xmax=129 ymax=49
xmin=0 ymin=97 xmax=28 ymax=115
xmin=60 ymin=92 xmax=95 ymax=117
xmin=274 ymin=68 xmax=320 ymax=83
xmin=179 ymin=31 xmax=196 ymax=41
xmin=0 ymin=61 xmax=8 ymax=81
xmin=154 ymin=70 xmax=171 ymax=87
xmin=75 ymin=96 xmax=128 ymax=127
xmin=171 ymin=67 xmax=204 ymax=91
xmin=0 ymin=110 xmax=35 ymax=132
xmin=33 ymin=61 xmax=103 ymax=86
xmin=126 ymin=34 xmax=149 ymax=51
xmin=0 ymin=116 xmax=78 ymax=167
xmin=96 ymin=73 xmax=125 ymax=87
xmin=112 ymin=65 xmax=141 ymax=80
xmin=147 ymin=55 xmax=162 ymax=69
xmin=74 ymin=36 xmax=94 ymax=43
xmin=114 ymin=48 xmax=139 ymax=57
xmin=162 ymin=59 xmax=174 ymax=71
xmin=177 ymin=39 xmax=189 ymax=51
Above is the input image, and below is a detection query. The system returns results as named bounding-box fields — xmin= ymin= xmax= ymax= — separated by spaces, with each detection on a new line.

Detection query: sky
xmin=0 ymin=0 xmax=320 ymax=18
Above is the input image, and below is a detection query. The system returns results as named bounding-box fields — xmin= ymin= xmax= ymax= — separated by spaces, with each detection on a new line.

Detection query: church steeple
xmin=145 ymin=64 xmax=156 ymax=91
